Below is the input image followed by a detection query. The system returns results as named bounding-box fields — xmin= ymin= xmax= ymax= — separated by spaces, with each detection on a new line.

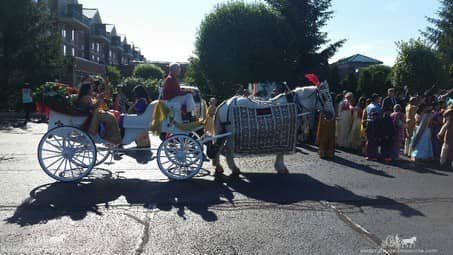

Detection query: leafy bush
xmin=132 ymin=64 xmax=164 ymax=80
xmin=392 ymin=39 xmax=448 ymax=92
xmin=107 ymin=65 xmax=122 ymax=86
xmin=357 ymin=65 xmax=392 ymax=97
xmin=120 ymin=77 xmax=161 ymax=102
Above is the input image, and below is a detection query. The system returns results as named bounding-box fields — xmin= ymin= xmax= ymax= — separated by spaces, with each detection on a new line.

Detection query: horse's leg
xmin=212 ymin=142 xmax=225 ymax=175
xmin=274 ymin=153 xmax=289 ymax=174
xmin=224 ymin=145 xmax=241 ymax=178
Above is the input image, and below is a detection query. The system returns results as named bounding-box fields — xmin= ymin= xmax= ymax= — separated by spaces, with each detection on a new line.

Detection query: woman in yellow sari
xmin=77 ymin=82 xmax=121 ymax=145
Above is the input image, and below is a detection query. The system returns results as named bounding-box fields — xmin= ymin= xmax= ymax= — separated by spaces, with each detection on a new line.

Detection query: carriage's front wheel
xmin=156 ymin=134 xmax=203 ymax=180
xmin=37 ymin=126 xmax=97 ymax=182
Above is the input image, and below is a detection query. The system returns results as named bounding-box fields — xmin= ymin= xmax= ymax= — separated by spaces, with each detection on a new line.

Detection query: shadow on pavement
xmin=5 ymin=177 xmax=233 ymax=226
xmin=385 ymin=160 xmax=449 ymax=176
xmin=226 ymin=173 xmax=423 ymax=217
xmin=327 ymin=155 xmax=395 ymax=178
xmin=5 ymin=173 xmax=423 ymax=227
xmin=0 ymin=119 xmax=28 ymax=130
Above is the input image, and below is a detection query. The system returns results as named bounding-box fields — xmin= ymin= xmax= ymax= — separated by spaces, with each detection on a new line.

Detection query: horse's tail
xmin=213 ymin=100 xmax=228 ymax=136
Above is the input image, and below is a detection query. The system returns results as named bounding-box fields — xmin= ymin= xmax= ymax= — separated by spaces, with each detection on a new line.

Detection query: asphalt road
xmin=0 ymin=121 xmax=452 ymax=254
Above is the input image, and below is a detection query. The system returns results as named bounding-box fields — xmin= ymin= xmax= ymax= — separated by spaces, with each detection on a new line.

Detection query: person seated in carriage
xmin=77 ymin=80 xmax=122 ymax=145
xmin=128 ymin=85 xmax=151 ymax=148
xmin=162 ymin=63 xmax=196 ymax=121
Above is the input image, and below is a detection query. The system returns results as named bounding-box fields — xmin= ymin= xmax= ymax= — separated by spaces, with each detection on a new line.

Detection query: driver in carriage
xmin=162 ymin=63 xmax=196 ymax=121
xmin=77 ymin=79 xmax=122 ymax=145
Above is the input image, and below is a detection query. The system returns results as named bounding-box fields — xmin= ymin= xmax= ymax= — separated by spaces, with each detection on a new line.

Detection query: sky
xmin=78 ymin=0 xmax=441 ymax=66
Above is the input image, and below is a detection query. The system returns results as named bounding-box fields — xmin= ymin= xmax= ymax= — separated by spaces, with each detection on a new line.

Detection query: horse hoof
xmin=214 ymin=172 xmax=225 ymax=182
xmin=229 ymin=169 xmax=241 ymax=179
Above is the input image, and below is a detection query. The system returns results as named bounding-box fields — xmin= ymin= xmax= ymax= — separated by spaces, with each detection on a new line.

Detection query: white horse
xmin=212 ymin=81 xmax=335 ymax=177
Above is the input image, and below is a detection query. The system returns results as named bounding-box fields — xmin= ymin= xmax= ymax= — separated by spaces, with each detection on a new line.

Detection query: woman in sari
xmin=77 ymin=82 xmax=121 ymax=145
xmin=336 ymin=92 xmax=353 ymax=148
xmin=438 ymin=108 xmax=453 ymax=169
xmin=404 ymin=97 xmax=418 ymax=156
xmin=390 ymin=104 xmax=404 ymax=160
xmin=334 ymin=94 xmax=344 ymax=145
xmin=360 ymin=98 xmax=371 ymax=155
xmin=431 ymin=102 xmax=443 ymax=160
xmin=348 ymin=98 xmax=363 ymax=151
xmin=316 ymin=112 xmax=336 ymax=158
xmin=411 ymin=105 xmax=434 ymax=161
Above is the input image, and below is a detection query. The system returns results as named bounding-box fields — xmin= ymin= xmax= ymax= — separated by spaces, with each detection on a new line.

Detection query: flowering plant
xmin=33 ymin=82 xmax=86 ymax=115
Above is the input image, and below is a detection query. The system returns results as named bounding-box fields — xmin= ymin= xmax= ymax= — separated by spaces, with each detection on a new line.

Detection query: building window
xmin=71 ymin=48 xmax=75 ymax=56
xmin=61 ymin=29 xmax=66 ymax=38
xmin=71 ymin=30 xmax=75 ymax=41
xmin=63 ymin=45 xmax=66 ymax=56
xmin=96 ymin=43 xmax=100 ymax=52
xmin=91 ymin=42 xmax=94 ymax=49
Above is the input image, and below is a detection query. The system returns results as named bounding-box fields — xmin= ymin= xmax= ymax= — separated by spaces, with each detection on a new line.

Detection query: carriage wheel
xmin=156 ymin=134 xmax=203 ymax=180
xmin=37 ymin=126 xmax=97 ymax=182
xmin=95 ymin=144 xmax=111 ymax=166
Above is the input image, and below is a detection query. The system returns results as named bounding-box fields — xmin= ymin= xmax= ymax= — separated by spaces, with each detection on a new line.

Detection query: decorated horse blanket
xmin=230 ymin=103 xmax=297 ymax=155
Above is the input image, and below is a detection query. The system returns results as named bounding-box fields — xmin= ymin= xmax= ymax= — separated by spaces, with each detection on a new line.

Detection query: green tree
xmin=106 ymin=65 xmax=122 ymax=87
xmin=423 ymin=0 xmax=453 ymax=81
xmin=392 ymin=39 xmax=448 ymax=92
xmin=0 ymin=0 xmax=64 ymax=110
xmin=132 ymin=64 xmax=164 ymax=80
xmin=357 ymin=65 xmax=392 ymax=97
xmin=183 ymin=56 xmax=213 ymax=98
xmin=338 ymin=73 xmax=359 ymax=94
xmin=265 ymin=0 xmax=345 ymax=82
xmin=327 ymin=64 xmax=341 ymax=93
xmin=196 ymin=2 xmax=295 ymax=98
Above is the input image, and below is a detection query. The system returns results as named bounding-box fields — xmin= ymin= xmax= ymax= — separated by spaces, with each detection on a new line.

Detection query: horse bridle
xmin=289 ymin=88 xmax=326 ymax=115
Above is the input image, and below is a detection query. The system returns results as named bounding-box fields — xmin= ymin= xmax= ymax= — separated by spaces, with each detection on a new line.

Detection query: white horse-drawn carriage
xmin=37 ymin=81 xmax=335 ymax=182
xmin=37 ymin=85 xmax=218 ymax=182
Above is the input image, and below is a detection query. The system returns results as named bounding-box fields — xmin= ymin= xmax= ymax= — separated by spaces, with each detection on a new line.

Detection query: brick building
xmin=44 ymin=0 xmax=145 ymax=85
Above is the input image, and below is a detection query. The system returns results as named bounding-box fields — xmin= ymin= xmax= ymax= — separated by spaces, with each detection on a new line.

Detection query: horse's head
xmin=292 ymin=81 xmax=335 ymax=118
xmin=317 ymin=81 xmax=335 ymax=118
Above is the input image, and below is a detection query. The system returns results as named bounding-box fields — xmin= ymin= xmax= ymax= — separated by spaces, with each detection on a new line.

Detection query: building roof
xmin=335 ymin=54 xmax=383 ymax=65
xmin=82 ymin=8 xmax=97 ymax=19
xmin=106 ymin=25 xmax=116 ymax=36
xmin=82 ymin=8 xmax=102 ymax=24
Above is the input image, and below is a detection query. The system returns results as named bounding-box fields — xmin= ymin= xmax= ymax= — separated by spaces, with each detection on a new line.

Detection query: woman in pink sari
xmin=390 ymin=104 xmax=404 ymax=160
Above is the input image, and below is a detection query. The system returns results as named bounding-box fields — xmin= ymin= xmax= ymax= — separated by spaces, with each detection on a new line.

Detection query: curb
xmin=0 ymin=112 xmax=43 ymax=119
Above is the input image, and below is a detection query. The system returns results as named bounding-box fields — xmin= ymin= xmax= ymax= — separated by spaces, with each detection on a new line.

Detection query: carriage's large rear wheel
xmin=37 ymin=126 xmax=97 ymax=182
xmin=156 ymin=134 xmax=203 ymax=180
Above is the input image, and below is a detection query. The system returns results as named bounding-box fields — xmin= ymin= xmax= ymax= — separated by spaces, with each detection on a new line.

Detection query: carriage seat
xmin=122 ymin=103 xmax=154 ymax=129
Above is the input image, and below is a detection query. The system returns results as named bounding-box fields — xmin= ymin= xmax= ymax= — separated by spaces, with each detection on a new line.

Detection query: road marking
xmin=320 ymin=201 xmax=391 ymax=255
xmin=122 ymin=205 xmax=158 ymax=255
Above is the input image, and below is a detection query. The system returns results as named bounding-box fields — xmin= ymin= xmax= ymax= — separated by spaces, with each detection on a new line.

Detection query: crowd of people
xmin=326 ymin=87 xmax=453 ymax=169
